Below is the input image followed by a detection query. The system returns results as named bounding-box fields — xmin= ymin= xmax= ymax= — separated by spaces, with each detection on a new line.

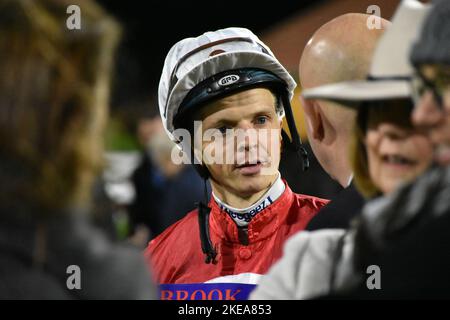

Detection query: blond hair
xmin=0 ymin=0 xmax=121 ymax=212
xmin=350 ymin=107 xmax=380 ymax=198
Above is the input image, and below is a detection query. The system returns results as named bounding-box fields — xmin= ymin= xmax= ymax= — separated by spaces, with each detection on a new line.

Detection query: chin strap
xmin=281 ymin=93 xmax=309 ymax=171
xmin=197 ymin=179 xmax=217 ymax=264
xmin=189 ymin=142 xmax=217 ymax=264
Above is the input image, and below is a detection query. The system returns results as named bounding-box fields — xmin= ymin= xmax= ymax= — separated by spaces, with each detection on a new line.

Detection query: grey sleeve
xmin=250 ymin=229 xmax=347 ymax=300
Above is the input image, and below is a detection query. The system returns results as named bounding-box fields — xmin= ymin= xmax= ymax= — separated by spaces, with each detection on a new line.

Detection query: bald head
xmin=300 ymin=13 xmax=390 ymax=89
xmin=299 ymin=13 xmax=390 ymax=187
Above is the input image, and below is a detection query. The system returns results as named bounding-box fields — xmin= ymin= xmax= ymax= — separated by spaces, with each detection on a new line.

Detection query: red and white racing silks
xmin=144 ymin=179 xmax=328 ymax=300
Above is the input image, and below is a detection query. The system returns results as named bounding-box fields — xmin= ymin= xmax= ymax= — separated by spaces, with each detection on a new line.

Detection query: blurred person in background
xmin=251 ymin=0 xmax=432 ymax=299
xmin=343 ymin=0 xmax=450 ymax=298
xmin=105 ymin=47 xmax=210 ymax=244
xmin=129 ymin=106 xmax=208 ymax=241
xmin=298 ymin=13 xmax=389 ymax=231
xmin=350 ymin=100 xmax=432 ymax=198
xmin=0 ymin=0 xmax=155 ymax=299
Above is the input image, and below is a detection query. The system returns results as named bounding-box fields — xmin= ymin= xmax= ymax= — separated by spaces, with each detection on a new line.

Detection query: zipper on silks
xmin=238 ymin=227 xmax=249 ymax=246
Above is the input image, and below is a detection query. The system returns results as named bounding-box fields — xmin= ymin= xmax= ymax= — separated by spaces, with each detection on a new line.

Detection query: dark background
xmin=97 ymin=0 xmax=323 ymax=109
xmin=97 ymin=0 xmax=342 ymax=200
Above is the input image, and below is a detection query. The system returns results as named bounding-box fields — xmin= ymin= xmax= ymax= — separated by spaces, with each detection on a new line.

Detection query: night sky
xmin=97 ymin=0 xmax=322 ymax=110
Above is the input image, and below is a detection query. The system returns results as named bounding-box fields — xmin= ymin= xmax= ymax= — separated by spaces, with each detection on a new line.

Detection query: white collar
xmin=212 ymin=173 xmax=285 ymax=227
xmin=346 ymin=174 xmax=354 ymax=188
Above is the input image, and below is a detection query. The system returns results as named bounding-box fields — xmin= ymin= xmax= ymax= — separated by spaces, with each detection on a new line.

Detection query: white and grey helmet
xmin=158 ymin=27 xmax=308 ymax=173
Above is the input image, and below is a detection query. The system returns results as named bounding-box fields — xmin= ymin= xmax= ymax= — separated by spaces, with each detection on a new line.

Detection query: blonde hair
xmin=350 ymin=107 xmax=380 ymax=198
xmin=0 ymin=0 xmax=121 ymax=212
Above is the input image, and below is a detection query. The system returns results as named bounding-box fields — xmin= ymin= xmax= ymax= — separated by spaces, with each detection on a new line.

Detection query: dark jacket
xmin=0 ymin=207 xmax=157 ymax=299
xmin=306 ymin=183 xmax=365 ymax=231
xmin=340 ymin=166 xmax=450 ymax=298
xmin=129 ymin=153 xmax=208 ymax=238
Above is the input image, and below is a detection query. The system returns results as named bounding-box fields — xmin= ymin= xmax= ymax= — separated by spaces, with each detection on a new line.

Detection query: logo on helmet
xmin=218 ymin=74 xmax=240 ymax=87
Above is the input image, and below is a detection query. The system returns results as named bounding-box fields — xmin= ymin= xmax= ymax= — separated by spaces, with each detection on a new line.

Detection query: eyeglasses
xmin=410 ymin=69 xmax=450 ymax=110
xmin=164 ymin=37 xmax=270 ymax=117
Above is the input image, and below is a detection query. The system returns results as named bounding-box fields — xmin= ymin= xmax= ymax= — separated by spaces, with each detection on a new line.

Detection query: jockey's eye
xmin=217 ymin=125 xmax=232 ymax=134
xmin=255 ymin=116 xmax=268 ymax=125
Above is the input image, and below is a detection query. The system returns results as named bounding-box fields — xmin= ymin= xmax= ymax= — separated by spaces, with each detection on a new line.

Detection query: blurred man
xmin=251 ymin=0 xmax=431 ymax=299
xmin=145 ymin=27 xmax=328 ymax=300
xmin=299 ymin=13 xmax=389 ymax=230
xmin=411 ymin=5 xmax=450 ymax=167
xmin=347 ymin=0 xmax=450 ymax=298
xmin=130 ymin=114 xmax=208 ymax=239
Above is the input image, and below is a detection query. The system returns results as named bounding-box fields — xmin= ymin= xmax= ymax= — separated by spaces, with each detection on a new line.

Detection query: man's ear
xmin=301 ymin=97 xmax=324 ymax=141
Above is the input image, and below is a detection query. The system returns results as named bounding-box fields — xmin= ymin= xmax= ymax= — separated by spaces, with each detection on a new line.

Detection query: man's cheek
xmin=441 ymin=127 xmax=450 ymax=145
xmin=431 ymin=122 xmax=450 ymax=145
xmin=443 ymin=91 xmax=450 ymax=111
xmin=213 ymin=164 xmax=231 ymax=179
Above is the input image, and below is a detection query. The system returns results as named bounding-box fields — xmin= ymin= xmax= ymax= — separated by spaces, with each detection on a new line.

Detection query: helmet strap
xmin=197 ymin=178 xmax=217 ymax=264
xmin=281 ymin=92 xmax=309 ymax=171
xmin=189 ymin=146 xmax=216 ymax=264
